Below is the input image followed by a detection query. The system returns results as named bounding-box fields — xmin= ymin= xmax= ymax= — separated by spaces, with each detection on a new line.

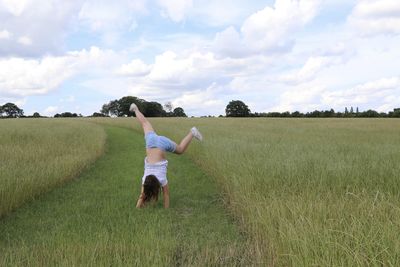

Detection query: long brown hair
xmin=143 ymin=175 xmax=161 ymax=203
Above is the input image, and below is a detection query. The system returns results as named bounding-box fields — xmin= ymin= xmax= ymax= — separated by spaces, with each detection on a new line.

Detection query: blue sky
xmin=0 ymin=0 xmax=399 ymax=116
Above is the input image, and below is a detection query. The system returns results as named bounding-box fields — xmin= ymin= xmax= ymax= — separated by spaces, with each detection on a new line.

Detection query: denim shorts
xmin=145 ymin=132 xmax=176 ymax=153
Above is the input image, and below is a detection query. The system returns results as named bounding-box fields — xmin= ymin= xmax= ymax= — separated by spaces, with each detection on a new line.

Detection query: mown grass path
xmin=0 ymin=126 xmax=247 ymax=266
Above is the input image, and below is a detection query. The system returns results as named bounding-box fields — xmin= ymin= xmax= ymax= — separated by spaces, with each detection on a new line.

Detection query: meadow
xmin=0 ymin=119 xmax=105 ymax=217
xmin=1 ymin=117 xmax=400 ymax=266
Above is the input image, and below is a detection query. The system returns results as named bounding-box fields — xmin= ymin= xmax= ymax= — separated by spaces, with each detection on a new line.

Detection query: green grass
xmin=3 ymin=117 xmax=400 ymax=266
xmin=88 ymin=117 xmax=400 ymax=266
xmin=0 ymin=126 xmax=248 ymax=266
xmin=0 ymin=119 xmax=105 ymax=217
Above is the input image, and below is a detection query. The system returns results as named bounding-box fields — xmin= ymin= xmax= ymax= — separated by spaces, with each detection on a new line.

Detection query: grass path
xmin=0 ymin=126 xmax=247 ymax=266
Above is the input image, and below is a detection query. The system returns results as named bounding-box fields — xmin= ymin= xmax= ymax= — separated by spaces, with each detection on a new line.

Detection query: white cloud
xmin=348 ymin=0 xmax=400 ymax=36
xmin=157 ymin=0 xmax=192 ymax=22
xmin=116 ymin=59 xmax=151 ymax=77
xmin=0 ymin=47 xmax=117 ymax=98
xmin=214 ymin=0 xmax=320 ymax=57
xmin=322 ymin=77 xmax=400 ymax=111
xmin=278 ymin=55 xmax=345 ymax=84
xmin=0 ymin=29 xmax=11 ymax=39
xmin=0 ymin=0 xmax=32 ymax=16
xmin=17 ymin=36 xmax=32 ymax=45
xmin=171 ymin=83 xmax=225 ymax=116
xmin=43 ymin=105 xmax=58 ymax=116
xmin=271 ymin=86 xmax=325 ymax=112
xmin=78 ymin=0 xmax=145 ymax=32
xmin=0 ymin=1 xmax=80 ymax=56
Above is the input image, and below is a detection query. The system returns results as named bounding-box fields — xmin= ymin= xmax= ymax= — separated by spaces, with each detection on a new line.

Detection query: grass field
xmin=0 ymin=119 xmax=105 ymax=218
xmin=1 ymin=117 xmax=400 ymax=266
xmin=0 ymin=123 xmax=249 ymax=266
xmin=89 ymin=117 xmax=400 ymax=266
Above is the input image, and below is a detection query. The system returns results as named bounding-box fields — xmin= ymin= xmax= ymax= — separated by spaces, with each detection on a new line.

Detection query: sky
xmin=0 ymin=0 xmax=399 ymax=117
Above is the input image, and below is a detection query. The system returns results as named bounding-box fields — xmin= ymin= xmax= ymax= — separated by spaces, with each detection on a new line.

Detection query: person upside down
xmin=130 ymin=103 xmax=203 ymax=208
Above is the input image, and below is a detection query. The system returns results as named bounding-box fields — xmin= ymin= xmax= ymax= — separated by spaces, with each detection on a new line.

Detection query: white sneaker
xmin=191 ymin=127 xmax=203 ymax=141
xmin=129 ymin=103 xmax=138 ymax=112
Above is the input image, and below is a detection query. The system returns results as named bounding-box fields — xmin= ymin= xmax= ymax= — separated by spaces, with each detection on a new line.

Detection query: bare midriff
xmin=146 ymin=148 xmax=167 ymax=163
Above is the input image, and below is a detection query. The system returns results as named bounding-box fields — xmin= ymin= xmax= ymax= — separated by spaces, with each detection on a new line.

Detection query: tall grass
xmin=1 ymin=126 xmax=247 ymax=266
xmin=89 ymin=117 xmax=400 ymax=266
xmin=0 ymin=119 xmax=105 ymax=217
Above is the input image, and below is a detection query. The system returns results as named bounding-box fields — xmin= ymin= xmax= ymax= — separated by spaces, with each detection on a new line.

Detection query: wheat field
xmin=0 ymin=119 xmax=105 ymax=217
xmin=1 ymin=117 xmax=400 ymax=266
xmin=90 ymin=117 xmax=400 ymax=266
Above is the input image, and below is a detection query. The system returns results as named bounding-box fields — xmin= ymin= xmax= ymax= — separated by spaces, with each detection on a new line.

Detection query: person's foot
xmin=191 ymin=127 xmax=203 ymax=141
xmin=129 ymin=103 xmax=138 ymax=112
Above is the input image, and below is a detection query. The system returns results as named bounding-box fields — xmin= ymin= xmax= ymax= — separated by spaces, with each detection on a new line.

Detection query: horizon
xmin=1 ymin=0 xmax=399 ymax=117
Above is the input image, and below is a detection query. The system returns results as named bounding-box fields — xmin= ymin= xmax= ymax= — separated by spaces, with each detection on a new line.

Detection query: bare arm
xmin=162 ymin=185 xmax=170 ymax=209
xmin=136 ymin=186 xmax=145 ymax=208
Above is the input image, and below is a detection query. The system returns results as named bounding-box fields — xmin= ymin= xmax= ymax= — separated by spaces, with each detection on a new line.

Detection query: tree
xmin=101 ymin=99 xmax=120 ymax=117
xmin=164 ymin=102 xmax=173 ymax=113
xmin=54 ymin=112 xmax=78 ymax=118
xmin=119 ymin=96 xmax=145 ymax=116
xmin=173 ymin=107 xmax=187 ymax=117
xmin=91 ymin=112 xmax=108 ymax=117
xmin=1 ymin=103 xmax=24 ymax=118
xmin=390 ymin=108 xmax=400 ymax=118
xmin=225 ymin=100 xmax=251 ymax=117
xmin=143 ymin=101 xmax=164 ymax=117
xmin=101 ymin=96 xmax=147 ymax=117
xmin=32 ymin=112 xmax=41 ymax=118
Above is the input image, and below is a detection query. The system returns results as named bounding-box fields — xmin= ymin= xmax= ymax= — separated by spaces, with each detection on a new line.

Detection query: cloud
xmin=171 ymin=83 xmax=225 ymax=116
xmin=115 ymin=59 xmax=151 ymax=77
xmin=214 ymin=0 xmax=320 ymax=57
xmin=0 ymin=0 xmax=32 ymax=16
xmin=322 ymin=77 xmax=400 ymax=111
xmin=0 ymin=29 xmax=11 ymax=39
xmin=157 ymin=0 xmax=192 ymax=22
xmin=17 ymin=36 xmax=32 ymax=45
xmin=271 ymin=86 xmax=325 ymax=112
xmin=278 ymin=55 xmax=346 ymax=85
xmin=0 ymin=0 xmax=80 ymax=57
xmin=348 ymin=0 xmax=400 ymax=36
xmin=0 ymin=47 xmax=117 ymax=98
xmin=78 ymin=0 xmax=146 ymax=32
xmin=43 ymin=105 xmax=58 ymax=116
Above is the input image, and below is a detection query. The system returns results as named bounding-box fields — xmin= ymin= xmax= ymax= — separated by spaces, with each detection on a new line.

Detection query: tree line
xmin=1 ymin=99 xmax=399 ymax=119
xmin=99 ymin=96 xmax=187 ymax=117
xmin=225 ymin=100 xmax=400 ymax=118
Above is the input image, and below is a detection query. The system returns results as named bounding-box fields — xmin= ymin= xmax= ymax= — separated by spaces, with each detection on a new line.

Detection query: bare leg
xmin=134 ymin=108 xmax=154 ymax=134
xmin=174 ymin=131 xmax=194 ymax=154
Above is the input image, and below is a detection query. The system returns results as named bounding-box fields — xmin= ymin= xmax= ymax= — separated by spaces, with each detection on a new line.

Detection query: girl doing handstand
xmin=130 ymin=103 xmax=203 ymax=208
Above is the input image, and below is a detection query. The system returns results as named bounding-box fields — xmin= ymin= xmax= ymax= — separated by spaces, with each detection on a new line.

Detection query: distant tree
xmin=225 ymin=100 xmax=251 ymax=117
xmin=101 ymin=96 xmax=147 ymax=117
xmin=91 ymin=112 xmax=108 ymax=117
xmin=164 ymin=101 xmax=173 ymax=112
xmin=359 ymin=109 xmax=379 ymax=118
xmin=54 ymin=112 xmax=78 ymax=118
xmin=393 ymin=108 xmax=400 ymax=118
xmin=1 ymin=103 xmax=24 ymax=118
xmin=119 ymin=96 xmax=145 ymax=116
xmin=32 ymin=112 xmax=41 ymax=118
xmin=143 ymin=101 xmax=164 ymax=117
xmin=103 ymin=100 xmax=120 ymax=117
xmin=291 ymin=111 xmax=302 ymax=117
xmin=173 ymin=107 xmax=187 ymax=117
